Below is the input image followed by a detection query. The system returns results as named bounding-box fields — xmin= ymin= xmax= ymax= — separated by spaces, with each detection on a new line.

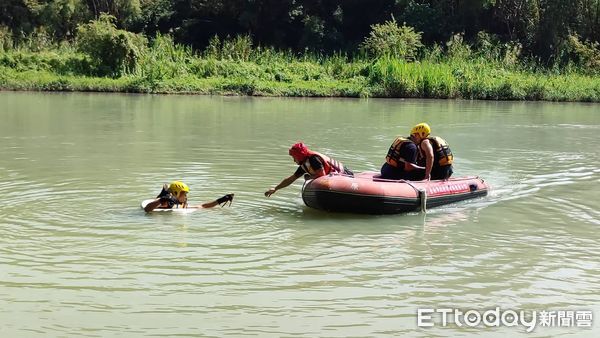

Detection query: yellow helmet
xmin=168 ymin=181 xmax=189 ymax=195
xmin=410 ymin=122 xmax=431 ymax=138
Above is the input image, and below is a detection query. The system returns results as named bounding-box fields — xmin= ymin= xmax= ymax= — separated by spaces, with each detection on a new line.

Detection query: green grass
xmin=367 ymin=56 xmax=600 ymax=101
xmin=1 ymin=41 xmax=598 ymax=102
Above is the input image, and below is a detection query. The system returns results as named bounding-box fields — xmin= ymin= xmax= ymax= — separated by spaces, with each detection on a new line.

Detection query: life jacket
xmin=418 ymin=136 xmax=453 ymax=167
xmin=166 ymin=197 xmax=185 ymax=209
xmin=156 ymin=186 xmax=181 ymax=209
xmin=385 ymin=136 xmax=415 ymax=168
xmin=301 ymin=151 xmax=345 ymax=177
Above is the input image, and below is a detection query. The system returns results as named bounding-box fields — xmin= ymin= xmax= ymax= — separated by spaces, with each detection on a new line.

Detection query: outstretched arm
xmin=265 ymin=174 xmax=299 ymax=197
xmin=197 ymin=194 xmax=234 ymax=208
xmin=200 ymin=200 xmax=219 ymax=208
xmin=184 ymin=194 xmax=233 ymax=209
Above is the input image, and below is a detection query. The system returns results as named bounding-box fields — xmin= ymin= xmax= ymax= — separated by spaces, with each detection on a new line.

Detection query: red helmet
xmin=289 ymin=142 xmax=310 ymax=162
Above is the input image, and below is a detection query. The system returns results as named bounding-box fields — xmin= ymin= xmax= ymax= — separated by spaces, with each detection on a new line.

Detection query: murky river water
xmin=1 ymin=92 xmax=599 ymax=337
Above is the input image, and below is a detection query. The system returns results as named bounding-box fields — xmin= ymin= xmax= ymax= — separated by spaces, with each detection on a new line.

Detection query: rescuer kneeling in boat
xmin=411 ymin=122 xmax=454 ymax=181
xmin=144 ymin=181 xmax=234 ymax=212
xmin=380 ymin=131 xmax=424 ymax=180
xmin=264 ymin=142 xmax=353 ymax=197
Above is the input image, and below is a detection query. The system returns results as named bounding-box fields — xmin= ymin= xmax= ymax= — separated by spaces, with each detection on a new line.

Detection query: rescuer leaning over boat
xmin=264 ymin=142 xmax=353 ymax=197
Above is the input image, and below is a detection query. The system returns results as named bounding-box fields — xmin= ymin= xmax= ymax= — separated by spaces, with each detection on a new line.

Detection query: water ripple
xmin=2 ymin=93 xmax=600 ymax=337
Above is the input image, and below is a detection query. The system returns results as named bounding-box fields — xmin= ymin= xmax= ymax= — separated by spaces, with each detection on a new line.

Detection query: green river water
xmin=1 ymin=92 xmax=599 ymax=337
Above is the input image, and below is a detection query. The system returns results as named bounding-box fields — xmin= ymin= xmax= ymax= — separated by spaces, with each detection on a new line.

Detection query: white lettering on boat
xmin=426 ymin=184 xmax=472 ymax=196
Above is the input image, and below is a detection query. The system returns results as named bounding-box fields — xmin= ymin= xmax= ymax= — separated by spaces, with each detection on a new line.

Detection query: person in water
xmin=264 ymin=142 xmax=353 ymax=197
xmin=144 ymin=181 xmax=234 ymax=212
xmin=380 ymin=128 xmax=425 ymax=180
xmin=411 ymin=122 xmax=454 ymax=181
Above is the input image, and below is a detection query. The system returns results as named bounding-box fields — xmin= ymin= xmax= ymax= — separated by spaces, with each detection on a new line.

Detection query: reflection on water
xmin=1 ymin=92 xmax=599 ymax=337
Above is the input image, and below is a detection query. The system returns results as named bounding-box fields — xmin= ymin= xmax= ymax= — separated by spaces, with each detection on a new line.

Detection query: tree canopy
xmin=1 ymin=0 xmax=599 ymax=64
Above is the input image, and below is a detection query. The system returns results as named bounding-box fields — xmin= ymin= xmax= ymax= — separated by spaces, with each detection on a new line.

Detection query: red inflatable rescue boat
xmin=302 ymin=172 xmax=489 ymax=214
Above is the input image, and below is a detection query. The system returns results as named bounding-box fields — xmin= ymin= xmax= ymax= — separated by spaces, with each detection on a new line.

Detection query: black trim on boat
xmin=302 ymin=187 xmax=488 ymax=214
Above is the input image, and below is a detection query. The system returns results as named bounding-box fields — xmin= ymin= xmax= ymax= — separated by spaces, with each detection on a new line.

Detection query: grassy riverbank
xmin=1 ymin=38 xmax=599 ymax=101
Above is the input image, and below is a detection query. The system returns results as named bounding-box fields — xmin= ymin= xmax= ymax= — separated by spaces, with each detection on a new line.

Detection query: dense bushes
xmin=1 ymin=0 xmax=599 ymax=64
xmin=361 ymin=17 xmax=423 ymax=60
xmin=564 ymin=35 xmax=600 ymax=74
xmin=1 ymin=27 xmax=598 ymax=101
xmin=76 ymin=14 xmax=146 ymax=76
xmin=0 ymin=11 xmax=597 ymax=101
